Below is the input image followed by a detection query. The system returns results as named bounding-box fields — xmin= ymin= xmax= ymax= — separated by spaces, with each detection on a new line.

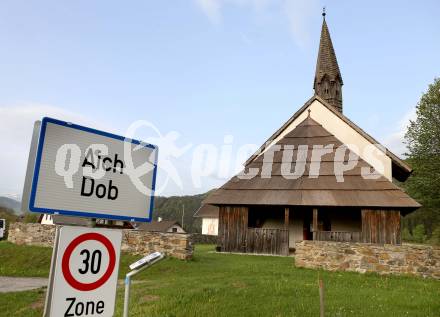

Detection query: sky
xmin=0 ymin=0 xmax=439 ymax=199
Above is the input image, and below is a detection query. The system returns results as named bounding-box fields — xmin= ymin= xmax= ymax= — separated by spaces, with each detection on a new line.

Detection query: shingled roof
xmin=136 ymin=220 xmax=183 ymax=232
xmin=204 ymin=115 xmax=420 ymax=213
xmin=193 ymin=204 xmax=219 ymax=218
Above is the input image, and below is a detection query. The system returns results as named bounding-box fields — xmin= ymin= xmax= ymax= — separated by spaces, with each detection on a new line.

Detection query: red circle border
xmin=62 ymin=232 xmax=116 ymax=291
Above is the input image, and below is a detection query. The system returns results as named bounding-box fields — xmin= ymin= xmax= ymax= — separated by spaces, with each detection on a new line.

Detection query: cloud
xmin=194 ymin=0 xmax=321 ymax=47
xmin=195 ymin=0 xmax=223 ymax=25
xmin=283 ymin=0 xmax=320 ymax=48
xmin=240 ymin=32 xmax=253 ymax=44
xmin=383 ymin=107 xmax=416 ymax=157
xmin=0 ymin=103 xmax=105 ymax=198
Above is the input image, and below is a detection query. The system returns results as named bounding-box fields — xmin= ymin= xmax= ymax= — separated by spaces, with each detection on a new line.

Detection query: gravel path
xmin=0 ymin=276 xmax=48 ymax=293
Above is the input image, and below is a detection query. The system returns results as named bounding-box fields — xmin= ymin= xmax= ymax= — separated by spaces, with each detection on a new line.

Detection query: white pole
xmin=123 ymin=276 xmax=132 ymax=317
xmin=43 ymin=226 xmax=61 ymax=317
xmin=123 ymin=254 xmax=165 ymax=317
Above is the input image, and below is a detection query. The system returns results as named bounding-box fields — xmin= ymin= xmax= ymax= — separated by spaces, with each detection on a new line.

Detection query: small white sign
xmin=49 ymin=226 xmax=122 ymax=317
xmin=26 ymin=117 xmax=158 ymax=222
xmin=129 ymin=251 xmax=162 ymax=270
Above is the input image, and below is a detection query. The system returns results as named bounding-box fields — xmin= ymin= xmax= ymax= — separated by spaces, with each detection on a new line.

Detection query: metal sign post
xmin=123 ymin=252 xmax=165 ymax=317
xmin=43 ymin=226 xmax=60 ymax=317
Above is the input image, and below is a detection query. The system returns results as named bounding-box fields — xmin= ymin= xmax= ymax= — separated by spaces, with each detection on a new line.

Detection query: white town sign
xmin=24 ymin=117 xmax=158 ymax=222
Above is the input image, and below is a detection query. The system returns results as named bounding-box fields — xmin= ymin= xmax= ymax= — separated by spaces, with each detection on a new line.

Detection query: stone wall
xmin=121 ymin=230 xmax=192 ymax=260
xmin=7 ymin=222 xmax=56 ymax=246
xmin=190 ymin=233 xmax=218 ymax=245
xmin=8 ymin=223 xmax=193 ymax=260
xmin=295 ymin=240 xmax=440 ymax=279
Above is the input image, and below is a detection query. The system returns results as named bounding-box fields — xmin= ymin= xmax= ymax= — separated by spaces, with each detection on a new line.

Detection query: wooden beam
xmin=319 ymin=278 xmax=325 ymax=317
xmin=284 ymin=207 xmax=289 ymax=229
xmin=312 ymin=208 xmax=318 ymax=231
xmin=312 ymin=208 xmax=318 ymax=238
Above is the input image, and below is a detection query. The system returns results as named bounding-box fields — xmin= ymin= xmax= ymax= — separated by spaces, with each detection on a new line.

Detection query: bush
xmin=23 ymin=213 xmax=38 ymax=223
xmin=402 ymin=228 xmax=413 ymax=242
xmin=412 ymin=224 xmax=427 ymax=243
xmin=428 ymin=226 xmax=440 ymax=245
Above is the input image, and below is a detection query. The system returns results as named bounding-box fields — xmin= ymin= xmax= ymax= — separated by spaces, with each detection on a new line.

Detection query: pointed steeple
xmin=314 ymin=8 xmax=343 ymax=112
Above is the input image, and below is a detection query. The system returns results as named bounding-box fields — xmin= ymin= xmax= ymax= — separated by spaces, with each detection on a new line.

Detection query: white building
xmin=194 ymin=205 xmax=219 ymax=236
xmin=0 ymin=219 xmax=5 ymax=239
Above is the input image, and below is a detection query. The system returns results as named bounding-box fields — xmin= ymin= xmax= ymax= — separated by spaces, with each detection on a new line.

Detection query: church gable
xmin=246 ymin=96 xmax=411 ymax=182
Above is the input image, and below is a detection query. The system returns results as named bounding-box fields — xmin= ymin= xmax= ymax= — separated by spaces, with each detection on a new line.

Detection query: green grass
xmin=0 ymin=242 xmax=439 ymax=316
xmin=0 ymin=241 xmax=138 ymax=278
xmin=0 ymin=289 xmax=46 ymax=317
xmin=0 ymin=242 xmax=52 ymax=277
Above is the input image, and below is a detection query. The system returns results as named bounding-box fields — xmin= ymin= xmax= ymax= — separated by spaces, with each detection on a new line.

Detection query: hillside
xmin=0 ymin=207 xmax=18 ymax=223
xmin=153 ymin=191 xmax=212 ymax=233
xmin=0 ymin=197 xmax=21 ymax=215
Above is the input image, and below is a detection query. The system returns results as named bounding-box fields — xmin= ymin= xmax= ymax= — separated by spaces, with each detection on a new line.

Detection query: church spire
xmin=314 ymin=8 xmax=343 ymax=112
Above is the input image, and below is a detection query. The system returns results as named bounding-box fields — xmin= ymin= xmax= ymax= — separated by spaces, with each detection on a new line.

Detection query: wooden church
xmin=200 ymin=12 xmax=420 ymax=256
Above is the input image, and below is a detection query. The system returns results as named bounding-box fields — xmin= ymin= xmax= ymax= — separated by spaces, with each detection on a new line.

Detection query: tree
xmin=403 ymin=78 xmax=440 ymax=237
xmin=402 ymin=227 xmax=413 ymax=242
xmin=428 ymin=226 xmax=440 ymax=246
xmin=412 ymin=224 xmax=427 ymax=243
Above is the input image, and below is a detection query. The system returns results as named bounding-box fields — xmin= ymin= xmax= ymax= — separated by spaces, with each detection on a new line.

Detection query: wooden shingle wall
xmin=361 ymin=210 xmax=401 ymax=244
xmin=218 ymin=206 xmax=248 ymax=253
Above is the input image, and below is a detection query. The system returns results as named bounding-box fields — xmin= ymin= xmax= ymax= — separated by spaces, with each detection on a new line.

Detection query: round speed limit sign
xmin=62 ymin=232 xmax=116 ymax=292
xmin=48 ymin=226 xmax=122 ymax=317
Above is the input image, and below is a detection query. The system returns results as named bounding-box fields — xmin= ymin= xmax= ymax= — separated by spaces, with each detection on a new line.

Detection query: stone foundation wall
xmin=190 ymin=233 xmax=218 ymax=245
xmin=295 ymin=240 xmax=440 ymax=279
xmin=121 ymin=230 xmax=192 ymax=260
xmin=7 ymin=222 xmax=56 ymax=246
xmin=8 ymin=223 xmax=193 ymax=260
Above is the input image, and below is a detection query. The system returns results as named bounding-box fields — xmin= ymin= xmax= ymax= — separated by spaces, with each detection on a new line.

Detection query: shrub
xmin=428 ymin=226 xmax=440 ymax=245
xmin=402 ymin=227 xmax=413 ymax=242
xmin=412 ymin=224 xmax=427 ymax=243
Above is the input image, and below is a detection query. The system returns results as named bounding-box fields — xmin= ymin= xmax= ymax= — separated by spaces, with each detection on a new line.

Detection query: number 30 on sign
xmin=47 ymin=226 xmax=122 ymax=317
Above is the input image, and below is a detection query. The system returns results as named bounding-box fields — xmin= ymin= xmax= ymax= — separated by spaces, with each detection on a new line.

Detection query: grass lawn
xmin=0 ymin=242 xmax=439 ymax=316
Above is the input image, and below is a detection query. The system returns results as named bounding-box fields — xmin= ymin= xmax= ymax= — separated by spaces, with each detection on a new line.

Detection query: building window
xmin=172 ymin=227 xmax=178 ymax=233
